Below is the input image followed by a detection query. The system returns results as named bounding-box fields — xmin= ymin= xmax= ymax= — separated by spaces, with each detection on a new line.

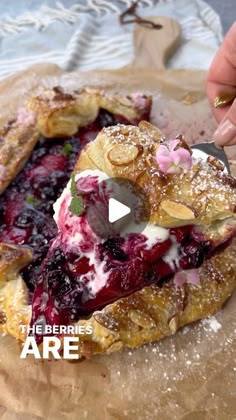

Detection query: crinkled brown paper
xmin=0 ymin=63 xmax=236 ymax=420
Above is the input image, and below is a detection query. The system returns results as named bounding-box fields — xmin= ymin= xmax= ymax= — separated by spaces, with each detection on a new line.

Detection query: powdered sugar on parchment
xmin=201 ymin=316 xmax=222 ymax=333
xmin=102 ymin=299 xmax=236 ymax=420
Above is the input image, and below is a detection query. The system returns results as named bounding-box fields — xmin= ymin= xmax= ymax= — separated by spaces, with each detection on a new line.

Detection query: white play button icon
xmin=86 ymin=177 xmax=150 ymax=238
xmin=108 ymin=198 xmax=131 ymax=223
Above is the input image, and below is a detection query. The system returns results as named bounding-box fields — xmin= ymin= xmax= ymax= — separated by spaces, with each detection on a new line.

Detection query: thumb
xmin=213 ymin=98 xmax=236 ymax=147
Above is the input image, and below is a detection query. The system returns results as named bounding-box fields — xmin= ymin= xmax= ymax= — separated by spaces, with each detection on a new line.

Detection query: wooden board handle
xmin=131 ymin=16 xmax=181 ymax=70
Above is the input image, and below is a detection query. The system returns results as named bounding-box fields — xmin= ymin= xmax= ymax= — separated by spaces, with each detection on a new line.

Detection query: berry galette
xmin=0 ymin=87 xmax=235 ymax=356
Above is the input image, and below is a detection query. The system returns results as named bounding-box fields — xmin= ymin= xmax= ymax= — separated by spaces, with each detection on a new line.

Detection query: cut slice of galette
xmin=0 ymin=87 xmax=151 ymax=295
xmin=0 ymin=86 xmax=151 ymax=194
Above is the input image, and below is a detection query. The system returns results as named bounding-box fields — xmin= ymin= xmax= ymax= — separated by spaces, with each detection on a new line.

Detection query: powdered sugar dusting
xmin=101 ymin=301 xmax=236 ymax=419
xmin=201 ymin=316 xmax=222 ymax=333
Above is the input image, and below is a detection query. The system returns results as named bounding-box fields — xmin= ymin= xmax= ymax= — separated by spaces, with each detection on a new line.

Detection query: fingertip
xmin=213 ymin=118 xmax=236 ymax=147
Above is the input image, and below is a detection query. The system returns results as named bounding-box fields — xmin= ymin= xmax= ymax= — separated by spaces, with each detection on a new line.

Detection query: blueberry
xmin=40 ymin=187 xmax=56 ymax=200
xmin=54 ymin=248 xmax=66 ymax=263
xmin=31 ymin=147 xmax=47 ymax=163
xmin=15 ymin=209 xmax=34 ymax=227
xmin=29 ymin=234 xmax=48 ymax=248
xmin=37 ymin=200 xmax=55 ymax=215
xmin=45 ymin=248 xmax=66 ymax=271
xmin=97 ymin=109 xmax=116 ymax=127
xmin=31 ymin=176 xmax=48 ymax=191
xmin=102 ymin=237 xmax=127 ymax=261
xmin=46 ymin=270 xmax=63 ymax=290
xmin=183 ymin=241 xmax=205 ymax=267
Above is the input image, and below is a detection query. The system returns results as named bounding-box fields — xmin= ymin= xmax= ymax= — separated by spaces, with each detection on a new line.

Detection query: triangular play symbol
xmin=108 ymin=198 xmax=131 ymax=223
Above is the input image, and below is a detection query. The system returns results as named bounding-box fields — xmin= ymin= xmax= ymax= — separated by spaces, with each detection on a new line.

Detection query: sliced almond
xmin=138 ymin=121 xmax=164 ymax=142
xmin=168 ymin=316 xmax=178 ymax=334
xmin=107 ymin=144 xmax=140 ymax=166
xmin=107 ymin=341 xmax=123 ymax=353
xmin=160 ymin=200 xmax=196 ymax=220
xmin=128 ymin=309 xmax=156 ymax=329
xmin=207 ymin=156 xmax=224 ymax=171
xmin=94 ymin=313 xmax=119 ymax=332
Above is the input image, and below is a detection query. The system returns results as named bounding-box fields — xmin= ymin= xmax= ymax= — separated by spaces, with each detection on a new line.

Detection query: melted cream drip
xmin=142 ymin=224 xmax=169 ymax=249
xmin=163 ymin=236 xmax=180 ymax=270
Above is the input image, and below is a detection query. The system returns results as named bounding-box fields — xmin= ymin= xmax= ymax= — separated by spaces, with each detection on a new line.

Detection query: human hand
xmin=206 ymin=22 xmax=236 ymax=147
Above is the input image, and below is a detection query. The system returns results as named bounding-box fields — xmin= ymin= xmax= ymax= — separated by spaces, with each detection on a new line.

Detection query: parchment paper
xmin=0 ymin=64 xmax=236 ymax=420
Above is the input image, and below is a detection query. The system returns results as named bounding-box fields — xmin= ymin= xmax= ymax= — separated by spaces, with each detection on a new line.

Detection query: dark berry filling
xmin=0 ymin=110 xmax=135 ymax=293
xmin=30 ymin=223 xmax=212 ymax=338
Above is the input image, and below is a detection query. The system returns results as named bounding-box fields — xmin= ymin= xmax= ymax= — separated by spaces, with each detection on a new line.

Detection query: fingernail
xmin=214 ymin=93 xmax=236 ymax=108
xmin=213 ymin=119 xmax=236 ymax=147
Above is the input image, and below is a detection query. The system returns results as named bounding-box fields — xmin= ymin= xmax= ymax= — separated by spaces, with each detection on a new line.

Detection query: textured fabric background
xmin=0 ymin=0 xmax=234 ymax=32
xmin=0 ymin=0 xmax=234 ymax=79
xmin=206 ymin=0 xmax=235 ymax=33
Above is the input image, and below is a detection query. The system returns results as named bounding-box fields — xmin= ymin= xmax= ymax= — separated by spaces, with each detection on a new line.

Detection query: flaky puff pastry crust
xmin=0 ymin=87 xmax=151 ymax=194
xmin=0 ymin=244 xmax=32 ymax=341
xmin=75 ymin=121 xmax=236 ymax=229
xmin=28 ymin=87 xmax=152 ymax=138
xmin=76 ymin=242 xmax=236 ymax=355
xmin=0 ymin=242 xmax=235 ymax=354
xmin=0 ymin=121 xmax=39 ymax=194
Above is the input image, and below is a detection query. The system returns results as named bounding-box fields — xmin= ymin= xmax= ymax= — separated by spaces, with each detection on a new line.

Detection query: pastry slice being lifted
xmin=26 ymin=121 xmax=236 ymax=344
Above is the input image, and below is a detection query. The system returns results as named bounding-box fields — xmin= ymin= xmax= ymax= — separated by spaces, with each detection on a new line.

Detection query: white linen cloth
xmin=0 ymin=0 xmax=223 ymax=79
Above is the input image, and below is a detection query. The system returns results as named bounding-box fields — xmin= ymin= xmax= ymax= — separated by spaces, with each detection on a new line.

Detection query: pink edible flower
xmin=174 ymin=268 xmax=200 ymax=287
xmin=156 ymin=139 xmax=192 ymax=174
xmin=0 ymin=164 xmax=6 ymax=181
xmin=16 ymin=107 xmax=36 ymax=126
